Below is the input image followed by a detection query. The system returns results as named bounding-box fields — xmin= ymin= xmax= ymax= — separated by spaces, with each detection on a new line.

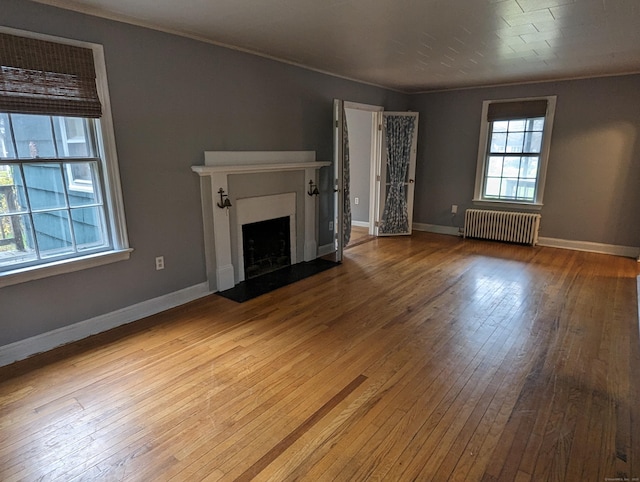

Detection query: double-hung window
xmin=0 ymin=29 xmax=130 ymax=287
xmin=473 ymin=96 xmax=556 ymax=209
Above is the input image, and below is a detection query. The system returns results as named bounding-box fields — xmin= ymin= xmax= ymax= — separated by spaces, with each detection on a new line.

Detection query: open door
xmin=376 ymin=112 xmax=419 ymax=236
xmin=333 ymin=99 xmax=345 ymax=262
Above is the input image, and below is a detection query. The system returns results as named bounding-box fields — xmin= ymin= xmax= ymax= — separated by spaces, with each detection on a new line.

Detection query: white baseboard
xmin=351 ymin=220 xmax=369 ymax=228
xmin=413 ymin=223 xmax=461 ymax=236
xmin=537 ymin=237 xmax=640 ymax=259
xmin=411 ymin=223 xmax=640 ymax=259
xmin=318 ymin=243 xmax=336 ymax=257
xmin=0 ymin=282 xmax=211 ymax=367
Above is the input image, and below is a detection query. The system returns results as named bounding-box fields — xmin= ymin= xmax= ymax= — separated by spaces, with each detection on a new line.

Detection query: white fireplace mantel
xmin=192 ymin=151 xmax=331 ymax=292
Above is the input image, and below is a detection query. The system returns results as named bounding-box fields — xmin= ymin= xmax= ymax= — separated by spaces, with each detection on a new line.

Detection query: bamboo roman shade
xmin=0 ymin=32 xmax=102 ymax=118
xmin=487 ymin=99 xmax=547 ymax=122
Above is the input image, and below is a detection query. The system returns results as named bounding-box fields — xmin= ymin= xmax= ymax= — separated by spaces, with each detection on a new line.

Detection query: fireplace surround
xmin=192 ymin=151 xmax=330 ymax=291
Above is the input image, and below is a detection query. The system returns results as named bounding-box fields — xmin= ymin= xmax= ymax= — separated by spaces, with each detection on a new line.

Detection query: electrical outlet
xmin=329 ymin=221 xmax=334 ymax=231
xmin=354 ymin=197 xmax=359 ymax=205
xmin=155 ymin=256 xmax=165 ymax=270
xmin=451 ymin=204 xmax=458 ymax=214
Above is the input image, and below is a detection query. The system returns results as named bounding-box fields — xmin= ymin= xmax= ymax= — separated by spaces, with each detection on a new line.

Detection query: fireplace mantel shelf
xmin=191 ymin=161 xmax=330 ymax=176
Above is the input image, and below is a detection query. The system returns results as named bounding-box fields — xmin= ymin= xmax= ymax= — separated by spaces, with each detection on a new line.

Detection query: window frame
xmin=473 ymin=95 xmax=556 ymax=210
xmin=0 ymin=27 xmax=131 ymax=288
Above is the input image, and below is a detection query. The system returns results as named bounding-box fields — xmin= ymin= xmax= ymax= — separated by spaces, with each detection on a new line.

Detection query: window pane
xmin=503 ymin=157 xmax=521 ymax=177
xmin=530 ymin=117 xmax=545 ymax=131
xmin=32 ymin=211 xmax=74 ymax=258
xmin=506 ymin=132 xmax=525 ymax=153
xmin=23 ymin=163 xmax=67 ymax=210
xmin=500 ymin=178 xmax=519 ymax=198
xmin=487 ymin=156 xmax=503 ymax=176
xmin=492 ymin=121 xmax=508 ymax=132
xmin=490 ymin=132 xmax=507 ymax=153
xmin=64 ymin=162 xmax=100 ymax=206
xmin=71 ymin=207 xmax=107 ymax=250
xmin=0 ymin=165 xmax=28 ymax=214
xmin=0 ymin=214 xmax=37 ymax=266
xmin=0 ymin=114 xmax=16 ymax=159
xmin=508 ymin=119 xmax=526 ymax=131
xmin=485 ymin=177 xmax=501 ymax=197
xmin=12 ymin=114 xmax=57 ymax=159
xmin=523 ymin=131 xmax=542 ymax=153
xmin=53 ymin=117 xmax=94 ymax=158
xmin=516 ymin=181 xmax=536 ymax=201
xmin=520 ymin=157 xmax=539 ymax=178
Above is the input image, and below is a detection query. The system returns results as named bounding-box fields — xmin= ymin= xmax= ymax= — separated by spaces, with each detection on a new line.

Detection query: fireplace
xmin=192 ymin=151 xmax=331 ymax=292
xmin=242 ymin=216 xmax=291 ymax=279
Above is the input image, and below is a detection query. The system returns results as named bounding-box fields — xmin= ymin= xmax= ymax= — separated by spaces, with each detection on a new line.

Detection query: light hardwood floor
xmin=1 ymin=232 xmax=639 ymax=481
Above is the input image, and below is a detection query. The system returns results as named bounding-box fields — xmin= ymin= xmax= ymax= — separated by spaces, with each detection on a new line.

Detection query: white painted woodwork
xmin=236 ymin=193 xmax=297 ymax=283
xmin=192 ymin=151 xmax=330 ymax=291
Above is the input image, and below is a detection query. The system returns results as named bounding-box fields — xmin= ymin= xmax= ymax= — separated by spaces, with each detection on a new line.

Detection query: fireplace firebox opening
xmin=242 ymin=216 xmax=291 ymax=280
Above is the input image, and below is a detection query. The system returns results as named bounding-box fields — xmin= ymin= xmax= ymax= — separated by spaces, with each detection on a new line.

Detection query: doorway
xmin=333 ymin=100 xmax=418 ymax=261
xmin=343 ymin=102 xmax=382 ymax=237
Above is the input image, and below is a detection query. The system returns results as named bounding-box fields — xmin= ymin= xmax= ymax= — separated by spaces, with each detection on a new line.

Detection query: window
xmin=0 ymin=29 xmax=130 ymax=287
xmin=473 ymin=96 xmax=556 ymax=208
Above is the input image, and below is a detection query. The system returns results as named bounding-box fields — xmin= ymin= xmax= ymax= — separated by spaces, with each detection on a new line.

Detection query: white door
xmin=333 ymin=99 xmax=345 ymax=262
xmin=376 ymin=112 xmax=419 ymax=236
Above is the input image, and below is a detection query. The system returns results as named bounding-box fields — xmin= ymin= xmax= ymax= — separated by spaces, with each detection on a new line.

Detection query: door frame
xmin=343 ymin=101 xmax=383 ymax=236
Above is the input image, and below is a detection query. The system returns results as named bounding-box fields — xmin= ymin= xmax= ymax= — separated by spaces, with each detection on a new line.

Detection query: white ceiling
xmin=33 ymin=0 xmax=640 ymax=92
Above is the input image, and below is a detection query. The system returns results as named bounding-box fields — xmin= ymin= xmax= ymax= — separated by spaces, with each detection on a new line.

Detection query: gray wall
xmin=0 ymin=0 xmax=408 ymax=347
xmin=409 ymin=75 xmax=640 ymax=247
xmin=344 ymin=108 xmax=372 ymax=223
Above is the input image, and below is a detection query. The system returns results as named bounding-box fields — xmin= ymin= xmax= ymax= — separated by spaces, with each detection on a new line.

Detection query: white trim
xmin=411 ymin=224 xmax=639 ymax=258
xmin=236 ymin=193 xmax=297 ymax=283
xmin=471 ymin=200 xmax=543 ymax=211
xmin=343 ymin=102 xmax=384 ymax=112
xmin=537 ymin=237 xmax=640 ymax=259
xmin=473 ymin=96 xmax=556 ymax=207
xmin=193 ymin=151 xmax=329 ymax=291
xmin=318 ymin=243 xmax=336 ymax=257
xmin=0 ymin=27 xmax=131 ymax=283
xmin=412 ymin=223 xmax=461 ymax=236
xmin=351 ymin=220 xmax=369 ymax=228
xmin=204 ymin=150 xmax=316 ymax=165
xmin=0 ymin=282 xmax=212 ymax=367
xmin=371 ymin=110 xmax=383 ymax=235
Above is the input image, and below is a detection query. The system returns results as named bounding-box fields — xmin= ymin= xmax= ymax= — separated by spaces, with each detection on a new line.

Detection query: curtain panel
xmin=380 ymin=115 xmax=415 ymax=234
xmin=342 ymin=109 xmax=352 ymax=246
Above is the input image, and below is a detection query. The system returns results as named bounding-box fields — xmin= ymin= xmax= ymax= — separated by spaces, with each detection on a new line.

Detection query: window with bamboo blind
xmin=0 ymin=28 xmax=130 ymax=288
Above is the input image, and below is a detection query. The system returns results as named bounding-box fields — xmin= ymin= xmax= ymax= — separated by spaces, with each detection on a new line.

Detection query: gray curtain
xmin=343 ymin=109 xmax=351 ymax=246
xmin=380 ymin=115 xmax=415 ymax=234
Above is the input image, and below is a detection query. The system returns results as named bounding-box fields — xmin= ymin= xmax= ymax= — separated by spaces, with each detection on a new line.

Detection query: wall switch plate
xmin=329 ymin=221 xmax=334 ymax=231
xmin=451 ymin=204 xmax=458 ymax=214
xmin=354 ymin=197 xmax=359 ymax=205
xmin=155 ymin=256 xmax=165 ymax=270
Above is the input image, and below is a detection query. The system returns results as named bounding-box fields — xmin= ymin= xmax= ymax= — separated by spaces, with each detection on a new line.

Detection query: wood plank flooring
xmin=1 ymin=232 xmax=639 ymax=481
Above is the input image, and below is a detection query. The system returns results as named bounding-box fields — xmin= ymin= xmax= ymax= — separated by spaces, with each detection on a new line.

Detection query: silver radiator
xmin=464 ymin=209 xmax=541 ymax=246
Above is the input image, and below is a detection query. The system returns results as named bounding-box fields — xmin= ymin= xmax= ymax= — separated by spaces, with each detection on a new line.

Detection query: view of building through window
xmin=0 ymin=113 xmax=108 ymax=270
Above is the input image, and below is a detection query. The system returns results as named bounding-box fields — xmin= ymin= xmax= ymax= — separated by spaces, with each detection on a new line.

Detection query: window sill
xmin=0 ymin=248 xmax=133 ymax=289
xmin=472 ymin=199 xmax=543 ymax=211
